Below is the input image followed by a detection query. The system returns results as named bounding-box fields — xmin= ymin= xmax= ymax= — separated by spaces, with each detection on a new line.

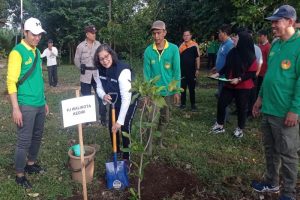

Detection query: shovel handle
xmin=112 ymin=106 xmax=117 ymax=154
xmin=109 ymin=92 xmax=118 ymax=163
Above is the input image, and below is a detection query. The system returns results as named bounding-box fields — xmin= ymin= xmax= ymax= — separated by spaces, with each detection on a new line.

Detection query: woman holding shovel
xmin=94 ymin=44 xmax=137 ymax=163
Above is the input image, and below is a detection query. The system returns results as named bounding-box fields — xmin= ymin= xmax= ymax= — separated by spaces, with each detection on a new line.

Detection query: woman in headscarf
xmin=211 ymin=30 xmax=257 ymax=138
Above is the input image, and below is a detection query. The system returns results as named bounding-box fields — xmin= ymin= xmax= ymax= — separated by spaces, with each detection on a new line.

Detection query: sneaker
xmin=25 ymin=163 xmax=46 ymax=174
xmin=15 ymin=176 xmax=32 ymax=189
xmin=278 ymin=195 xmax=296 ymax=200
xmin=251 ymin=180 xmax=279 ymax=193
xmin=233 ymin=127 xmax=243 ymax=138
xmin=211 ymin=122 xmax=225 ymax=134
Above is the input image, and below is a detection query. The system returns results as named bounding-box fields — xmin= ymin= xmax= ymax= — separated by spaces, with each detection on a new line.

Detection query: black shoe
xmin=191 ymin=105 xmax=197 ymax=111
xmin=100 ymin=120 xmax=107 ymax=127
xmin=179 ymin=104 xmax=186 ymax=109
xmin=122 ymin=152 xmax=130 ymax=160
xmin=16 ymin=176 xmax=32 ymax=189
xmin=25 ymin=163 xmax=46 ymax=174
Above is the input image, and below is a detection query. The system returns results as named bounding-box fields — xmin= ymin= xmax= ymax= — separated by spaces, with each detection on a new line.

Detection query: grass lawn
xmin=0 ymin=63 xmax=283 ymax=199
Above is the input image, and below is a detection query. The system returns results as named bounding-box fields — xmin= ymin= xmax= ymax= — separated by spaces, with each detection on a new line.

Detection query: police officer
xmin=74 ymin=25 xmax=107 ymax=125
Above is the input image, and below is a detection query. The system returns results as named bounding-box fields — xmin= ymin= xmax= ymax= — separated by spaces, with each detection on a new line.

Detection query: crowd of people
xmin=5 ymin=4 xmax=300 ymax=200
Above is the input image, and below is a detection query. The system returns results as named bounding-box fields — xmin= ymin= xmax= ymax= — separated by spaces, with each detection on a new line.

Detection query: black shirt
xmin=180 ymin=46 xmax=199 ymax=78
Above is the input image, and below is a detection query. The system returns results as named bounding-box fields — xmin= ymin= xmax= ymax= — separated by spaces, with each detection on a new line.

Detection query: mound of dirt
xmin=60 ymin=162 xmax=213 ymax=200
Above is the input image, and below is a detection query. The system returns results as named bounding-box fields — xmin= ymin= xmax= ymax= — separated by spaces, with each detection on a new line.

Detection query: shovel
xmin=105 ymin=92 xmax=129 ymax=190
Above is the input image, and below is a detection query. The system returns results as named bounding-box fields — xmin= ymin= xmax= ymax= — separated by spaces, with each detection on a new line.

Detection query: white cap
xmin=24 ymin=17 xmax=46 ymax=35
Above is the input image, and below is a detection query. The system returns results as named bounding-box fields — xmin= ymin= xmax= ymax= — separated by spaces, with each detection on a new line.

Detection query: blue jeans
xmin=81 ymin=78 xmax=107 ymax=122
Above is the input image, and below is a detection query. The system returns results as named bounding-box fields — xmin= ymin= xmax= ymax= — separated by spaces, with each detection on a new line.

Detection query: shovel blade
xmin=105 ymin=160 xmax=129 ymax=190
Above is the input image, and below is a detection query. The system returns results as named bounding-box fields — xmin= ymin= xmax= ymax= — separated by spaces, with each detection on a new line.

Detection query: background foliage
xmin=1 ymin=0 xmax=300 ymax=62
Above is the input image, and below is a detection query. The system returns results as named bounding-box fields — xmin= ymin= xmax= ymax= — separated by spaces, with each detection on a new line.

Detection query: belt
xmin=85 ymin=66 xmax=98 ymax=70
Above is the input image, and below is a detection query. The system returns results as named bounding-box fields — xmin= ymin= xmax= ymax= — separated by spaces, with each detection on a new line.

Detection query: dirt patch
xmin=59 ymin=162 xmax=217 ymax=200
xmin=139 ymin=163 xmax=204 ymax=200
xmin=59 ymin=161 xmax=300 ymax=200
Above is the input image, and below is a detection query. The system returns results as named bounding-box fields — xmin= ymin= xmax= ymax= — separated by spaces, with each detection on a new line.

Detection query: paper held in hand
xmin=61 ymin=95 xmax=96 ymax=128
xmin=207 ymin=75 xmax=232 ymax=82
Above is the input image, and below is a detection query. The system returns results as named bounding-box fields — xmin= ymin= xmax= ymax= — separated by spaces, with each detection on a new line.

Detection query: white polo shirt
xmin=41 ymin=47 xmax=58 ymax=66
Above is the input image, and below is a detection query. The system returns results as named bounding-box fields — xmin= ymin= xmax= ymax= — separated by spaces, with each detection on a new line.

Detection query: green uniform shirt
xmin=143 ymin=40 xmax=181 ymax=96
xmin=14 ymin=43 xmax=45 ymax=106
xmin=259 ymin=30 xmax=300 ymax=117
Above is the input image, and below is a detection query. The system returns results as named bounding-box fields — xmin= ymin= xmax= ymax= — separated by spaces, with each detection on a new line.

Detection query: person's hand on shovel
xmin=103 ymin=94 xmax=112 ymax=104
xmin=112 ymin=122 xmax=121 ymax=133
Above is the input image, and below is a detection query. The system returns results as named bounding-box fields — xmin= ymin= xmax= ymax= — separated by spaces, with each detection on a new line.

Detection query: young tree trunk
xmin=138 ymin=153 xmax=144 ymax=199
xmin=129 ymin=44 xmax=132 ymax=67
xmin=69 ymin=43 xmax=72 ymax=64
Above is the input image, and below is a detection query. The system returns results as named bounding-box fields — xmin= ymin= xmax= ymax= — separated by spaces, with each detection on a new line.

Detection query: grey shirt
xmin=74 ymin=39 xmax=100 ymax=84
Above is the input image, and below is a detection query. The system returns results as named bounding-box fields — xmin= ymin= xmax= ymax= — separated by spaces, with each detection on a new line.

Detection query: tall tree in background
xmin=5 ymin=0 xmax=300 ymax=63
xmin=0 ymin=0 xmax=9 ymax=27
xmin=29 ymin=0 xmax=107 ymax=63
xmin=7 ymin=0 xmax=107 ymax=63
xmin=154 ymin=0 xmax=300 ymax=43
xmin=100 ymin=0 xmax=151 ymax=65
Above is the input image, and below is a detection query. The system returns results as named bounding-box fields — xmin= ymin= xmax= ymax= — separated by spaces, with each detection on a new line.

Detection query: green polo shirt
xmin=7 ymin=41 xmax=45 ymax=106
xmin=143 ymin=40 xmax=181 ymax=96
xmin=259 ymin=30 xmax=300 ymax=117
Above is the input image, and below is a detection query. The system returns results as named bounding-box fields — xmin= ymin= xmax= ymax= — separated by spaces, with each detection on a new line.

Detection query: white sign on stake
xmin=61 ymin=95 xmax=96 ymax=128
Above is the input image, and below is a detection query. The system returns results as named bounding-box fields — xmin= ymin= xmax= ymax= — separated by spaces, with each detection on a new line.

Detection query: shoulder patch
xmin=281 ymin=60 xmax=291 ymax=70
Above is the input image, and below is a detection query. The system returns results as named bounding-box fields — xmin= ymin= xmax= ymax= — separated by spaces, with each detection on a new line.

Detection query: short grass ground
xmin=0 ymin=62 xmax=287 ymax=199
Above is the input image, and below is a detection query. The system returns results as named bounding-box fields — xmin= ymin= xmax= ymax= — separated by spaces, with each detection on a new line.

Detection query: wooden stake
xmin=76 ymin=90 xmax=88 ymax=200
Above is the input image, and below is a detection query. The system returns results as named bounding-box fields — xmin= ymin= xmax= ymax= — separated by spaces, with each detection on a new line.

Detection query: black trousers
xmin=207 ymin=53 xmax=216 ymax=69
xmin=217 ymin=87 xmax=250 ymax=129
xmin=47 ymin=65 xmax=57 ymax=86
xmin=108 ymin=100 xmax=138 ymax=160
xmin=181 ymin=76 xmax=196 ymax=106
